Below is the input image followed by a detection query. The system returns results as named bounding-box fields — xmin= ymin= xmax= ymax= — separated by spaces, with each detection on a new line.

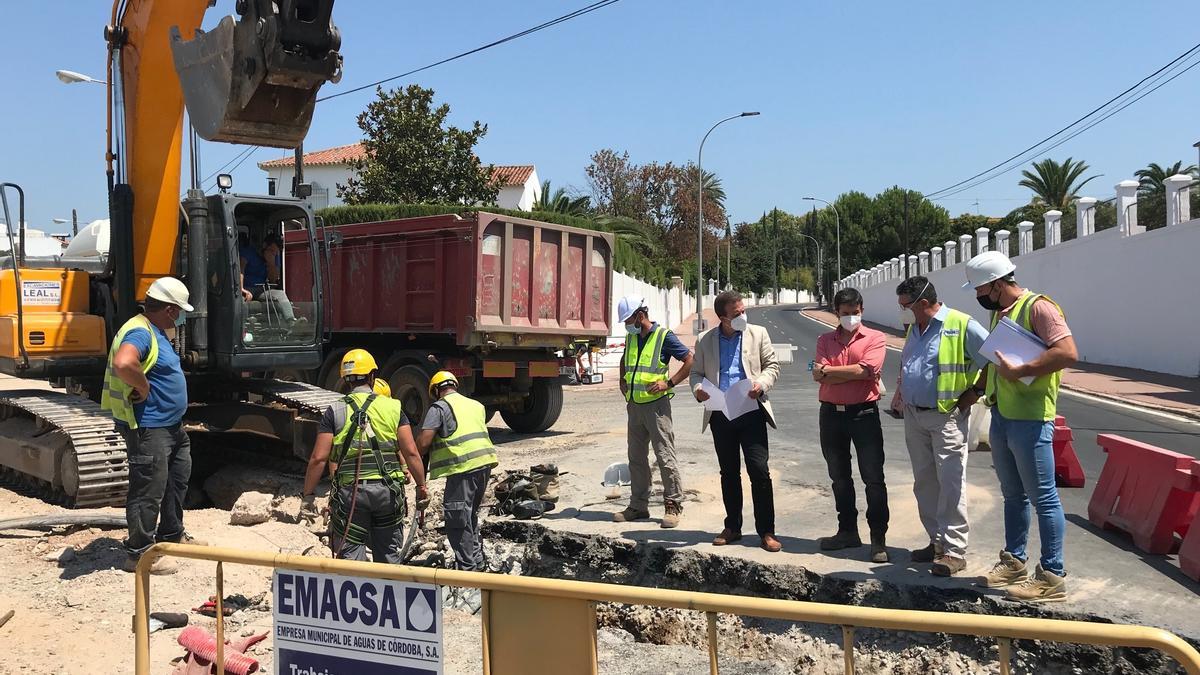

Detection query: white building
xmin=257 ymin=142 xmax=541 ymax=211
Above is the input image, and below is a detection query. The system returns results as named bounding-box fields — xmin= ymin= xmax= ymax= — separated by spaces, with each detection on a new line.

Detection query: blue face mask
xmin=174 ymin=309 xmax=187 ymax=328
xmin=625 ymin=322 xmax=639 ymax=335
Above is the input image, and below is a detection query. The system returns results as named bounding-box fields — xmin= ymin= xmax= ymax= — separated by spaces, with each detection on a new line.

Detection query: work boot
xmin=613 ymin=507 xmax=650 ymax=523
xmin=931 ymin=554 xmax=967 ymax=577
xmin=870 ymin=534 xmax=888 ymax=563
xmin=912 ymin=538 xmax=940 ymax=559
xmin=122 ymin=555 xmax=177 ymax=575
xmin=163 ymin=531 xmax=208 ymax=547
xmin=1005 ymin=565 xmax=1066 ymax=604
xmin=985 ymin=550 xmax=1029 ymax=588
xmin=819 ymin=530 xmax=862 ymax=551
xmin=660 ymin=502 xmax=682 ymax=529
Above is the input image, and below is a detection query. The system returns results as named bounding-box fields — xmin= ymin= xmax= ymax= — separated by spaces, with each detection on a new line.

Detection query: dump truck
xmin=282 ymin=211 xmax=614 ymax=432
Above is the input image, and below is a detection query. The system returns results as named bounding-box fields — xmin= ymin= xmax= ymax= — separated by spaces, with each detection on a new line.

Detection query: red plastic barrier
xmin=1087 ymin=434 xmax=1200 ymax=555
xmin=1052 ymin=416 xmax=1085 ymax=488
xmin=1179 ymin=462 xmax=1200 ymax=581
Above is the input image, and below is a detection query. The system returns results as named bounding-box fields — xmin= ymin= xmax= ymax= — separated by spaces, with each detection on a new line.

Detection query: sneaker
xmin=122 ymin=555 xmax=177 ymax=575
xmin=931 ymin=555 xmax=967 ymax=576
xmin=1005 ymin=565 xmax=1066 ymax=603
xmin=613 ymin=507 xmax=650 ymax=523
xmin=870 ymin=534 xmax=888 ymax=563
xmin=985 ymin=550 xmax=1029 ymax=588
xmin=910 ymin=541 xmax=941 ymax=563
xmin=660 ymin=503 xmax=682 ymax=529
xmin=818 ymin=530 xmax=862 ymax=551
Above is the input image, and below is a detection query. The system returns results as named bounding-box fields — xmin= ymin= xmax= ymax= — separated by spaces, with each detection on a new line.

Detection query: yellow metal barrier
xmin=134 ymin=543 xmax=1200 ymax=675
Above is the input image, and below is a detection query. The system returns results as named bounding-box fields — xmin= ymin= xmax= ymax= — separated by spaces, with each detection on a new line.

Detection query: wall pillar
xmin=1044 ymin=209 xmax=1062 ymax=247
xmin=994 ymin=229 xmax=1011 ymax=257
xmin=1075 ymin=197 xmax=1097 ymax=237
xmin=1017 ymin=221 xmax=1034 ymax=255
xmin=1166 ymin=174 xmax=1193 ymax=227
xmin=1116 ymin=179 xmax=1142 ymax=236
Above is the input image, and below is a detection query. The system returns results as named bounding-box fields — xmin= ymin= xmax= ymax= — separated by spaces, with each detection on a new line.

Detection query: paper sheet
xmin=979 ymin=317 xmax=1046 ymax=386
xmin=699 ymin=378 xmax=760 ymax=421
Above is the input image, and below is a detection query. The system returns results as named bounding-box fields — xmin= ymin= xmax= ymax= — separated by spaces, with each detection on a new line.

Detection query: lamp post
xmin=796 ymin=232 xmax=823 ymax=305
xmin=696 ymin=112 xmax=759 ymax=332
xmin=802 ymin=196 xmax=841 ymax=284
xmin=55 ymin=70 xmax=106 ymax=85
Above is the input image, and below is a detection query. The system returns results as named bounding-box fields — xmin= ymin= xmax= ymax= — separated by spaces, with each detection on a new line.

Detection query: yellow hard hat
xmin=340 ymin=349 xmax=378 ymax=378
xmin=372 ymin=378 xmax=392 ymax=398
xmin=428 ymin=370 xmax=459 ymax=397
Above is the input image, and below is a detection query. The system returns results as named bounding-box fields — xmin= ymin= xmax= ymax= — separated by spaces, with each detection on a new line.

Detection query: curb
xmin=798 ymin=310 xmax=1200 ymax=423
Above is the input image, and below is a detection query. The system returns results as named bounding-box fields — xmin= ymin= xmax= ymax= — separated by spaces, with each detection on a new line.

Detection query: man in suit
xmin=690 ymin=291 xmax=782 ymax=552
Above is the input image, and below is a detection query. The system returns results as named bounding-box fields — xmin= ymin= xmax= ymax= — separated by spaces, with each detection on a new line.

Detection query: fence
xmin=135 ymin=543 xmax=1200 ymax=675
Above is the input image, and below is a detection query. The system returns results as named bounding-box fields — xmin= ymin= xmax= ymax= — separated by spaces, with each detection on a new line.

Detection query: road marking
xmin=795 ymin=310 xmax=1200 ymax=427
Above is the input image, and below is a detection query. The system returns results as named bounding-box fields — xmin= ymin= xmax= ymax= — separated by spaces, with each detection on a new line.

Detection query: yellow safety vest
xmin=429 ymin=392 xmax=498 ymax=481
xmin=330 ymin=392 xmax=407 ymax=487
xmin=986 ymin=291 xmax=1063 ymax=422
xmin=100 ymin=315 xmax=159 ymax=429
xmin=906 ymin=309 xmax=981 ymax=414
xmin=623 ymin=326 xmax=672 ymax=404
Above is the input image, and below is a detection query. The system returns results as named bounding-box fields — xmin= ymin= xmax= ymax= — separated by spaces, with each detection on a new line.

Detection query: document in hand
xmin=698 ymin=378 xmax=760 ymax=420
xmin=978 ymin=317 xmax=1045 ymax=386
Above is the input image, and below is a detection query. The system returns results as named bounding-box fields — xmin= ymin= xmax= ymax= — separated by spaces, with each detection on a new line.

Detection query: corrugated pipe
xmin=177 ymin=626 xmax=259 ymax=674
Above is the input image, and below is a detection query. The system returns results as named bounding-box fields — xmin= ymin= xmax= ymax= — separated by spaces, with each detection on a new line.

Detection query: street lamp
xmin=696 ymin=111 xmax=759 ymax=332
xmin=802 ymin=196 xmax=841 ymax=285
xmin=796 ymin=232 xmax=823 ymax=305
xmin=55 ymin=69 xmax=107 ymax=85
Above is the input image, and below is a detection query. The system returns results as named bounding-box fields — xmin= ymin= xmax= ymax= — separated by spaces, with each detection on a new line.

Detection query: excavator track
xmin=249 ymin=379 xmax=345 ymax=417
xmin=0 ymin=390 xmax=128 ymax=508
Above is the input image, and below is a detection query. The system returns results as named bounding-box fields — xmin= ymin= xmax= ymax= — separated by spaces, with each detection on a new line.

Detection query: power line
xmin=932 ymin=54 xmax=1200 ymax=200
xmin=316 ymin=0 xmax=621 ymax=103
xmin=923 ymin=41 xmax=1200 ymax=199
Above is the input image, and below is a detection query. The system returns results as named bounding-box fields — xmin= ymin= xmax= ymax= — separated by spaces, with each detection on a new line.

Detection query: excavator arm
xmin=106 ymin=0 xmax=340 ymax=316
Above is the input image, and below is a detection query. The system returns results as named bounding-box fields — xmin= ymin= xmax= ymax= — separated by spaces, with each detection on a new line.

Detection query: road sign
xmin=273 ymin=570 xmax=443 ymax=674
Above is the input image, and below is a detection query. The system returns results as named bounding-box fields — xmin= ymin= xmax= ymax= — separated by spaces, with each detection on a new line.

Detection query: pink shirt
xmin=816 ymin=325 xmax=887 ymax=404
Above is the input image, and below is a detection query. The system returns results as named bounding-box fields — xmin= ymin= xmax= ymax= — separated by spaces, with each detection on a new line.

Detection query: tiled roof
xmin=258 ymin=142 xmax=534 ymax=186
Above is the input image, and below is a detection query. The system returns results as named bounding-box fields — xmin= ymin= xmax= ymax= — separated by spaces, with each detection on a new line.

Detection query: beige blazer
xmin=688 ymin=323 xmax=780 ymax=433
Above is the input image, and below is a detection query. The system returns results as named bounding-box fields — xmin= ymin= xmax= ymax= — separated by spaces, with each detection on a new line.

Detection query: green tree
xmin=1017 ymin=157 xmax=1098 ymax=209
xmin=339 ymin=84 xmax=498 ymax=206
xmin=1135 ymin=161 xmax=1197 ymax=194
xmin=531 ymin=180 xmax=591 ymax=215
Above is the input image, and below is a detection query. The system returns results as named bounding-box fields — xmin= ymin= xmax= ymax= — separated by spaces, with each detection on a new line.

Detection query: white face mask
xmin=898 ymin=308 xmax=916 ymax=325
xmin=730 ymin=314 xmax=748 ymax=332
xmin=839 ymin=315 xmax=862 ymax=332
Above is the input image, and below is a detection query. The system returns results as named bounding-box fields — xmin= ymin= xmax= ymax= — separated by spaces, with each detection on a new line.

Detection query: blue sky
xmin=4 ymin=1 xmax=1200 ymax=232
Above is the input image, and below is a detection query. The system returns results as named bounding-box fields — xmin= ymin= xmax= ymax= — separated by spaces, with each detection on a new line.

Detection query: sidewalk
xmin=801 ymin=308 xmax=1200 ymax=419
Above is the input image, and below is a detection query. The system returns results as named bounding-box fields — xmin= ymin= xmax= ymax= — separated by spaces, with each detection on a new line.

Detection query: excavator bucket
xmin=170 ymin=0 xmax=342 ymax=149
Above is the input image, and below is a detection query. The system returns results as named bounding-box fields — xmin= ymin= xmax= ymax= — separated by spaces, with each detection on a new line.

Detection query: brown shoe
xmin=613 ymin=507 xmax=650 ymax=523
xmin=761 ymin=534 xmax=782 ymax=553
xmin=931 ymin=554 xmax=967 ymax=576
xmin=660 ymin=502 xmax=682 ymax=529
xmin=713 ymin=529 xmax=742 ymax=546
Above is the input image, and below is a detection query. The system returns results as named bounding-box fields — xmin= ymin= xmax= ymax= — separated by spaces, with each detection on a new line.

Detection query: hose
xmin=177 ymin=625 xmax=259 ymax=675
xmin=0 ymin=513 xmax=126 ymax=532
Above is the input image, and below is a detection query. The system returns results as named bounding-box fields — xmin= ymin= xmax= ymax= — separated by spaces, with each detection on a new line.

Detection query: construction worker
xmin=966 ymin=251 xmax=1077 ymax=603
xmin=302 ymin=349 xmax=428 ymax=562
xmin=890 ymin=276 xmax=989 ymax=576
xmin=103 ymin=277 xmax=198 ymax=575
xmin=617 ymin=295 xmax=693 ymax=529
xmin=416 ymin=371 xmax=498 ymax=576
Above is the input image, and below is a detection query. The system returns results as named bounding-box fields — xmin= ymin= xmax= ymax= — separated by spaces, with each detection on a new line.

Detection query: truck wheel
xmin=389 ymin=364 xmax=434 ymax=425
xmin=501 ymin=379 xmax=563 ymax=433
xmin=317 ymin=348 xmax=349 ymax=392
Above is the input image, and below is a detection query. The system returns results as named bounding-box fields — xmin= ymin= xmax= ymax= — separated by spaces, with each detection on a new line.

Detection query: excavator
xmin=0 ymin=0 xmax=343 ymax=507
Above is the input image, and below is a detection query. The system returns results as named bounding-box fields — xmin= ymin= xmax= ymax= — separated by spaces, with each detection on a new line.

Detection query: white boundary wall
xmin=853 ymin=218 xmax=1200 ymax=377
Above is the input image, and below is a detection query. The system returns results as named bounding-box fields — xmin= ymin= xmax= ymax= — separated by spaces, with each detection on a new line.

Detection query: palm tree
xmin=679 ymin=166 xmax=727 ymax=212
xmin=531 ymin=180 xmax=591 ymax=215
xmin=1134 ymin=161 xmax=1198 ymax=195
xmin=1018 ymin=157 xmax=1098 ymax=209
xmin=593 ymin=214 xmax=657 ymax=255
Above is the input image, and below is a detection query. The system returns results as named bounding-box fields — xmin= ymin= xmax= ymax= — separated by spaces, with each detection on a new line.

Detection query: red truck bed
xmin=285 ymin=211 xmax=613 ymax=347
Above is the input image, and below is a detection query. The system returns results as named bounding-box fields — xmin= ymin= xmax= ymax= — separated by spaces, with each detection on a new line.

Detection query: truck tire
xmin=317 ymin=348 xmax=349 ymax=392
xmin=389 ymin=364 xmax=434 ymax=425
xmin=501 ymin=379 xmax=563 ymax=433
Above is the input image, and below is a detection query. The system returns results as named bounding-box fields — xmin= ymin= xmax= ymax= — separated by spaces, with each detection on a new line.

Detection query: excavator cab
xmin=170 ymin=0 xmax=342 ymax=148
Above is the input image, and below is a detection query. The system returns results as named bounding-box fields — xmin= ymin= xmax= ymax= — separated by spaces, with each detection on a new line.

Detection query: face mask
xmin=173 ymin=310 xmax=187 ymax=328
xmin=839 ymin=315 xmax=862 ymax=332
xmin=976 ymin=284 xmax=1002 ymax=311
xmin=898 ymin=308 xmax=915 ymax=325
xmin=625 ymin=322 xmax=640 ymax=335
xmin=730 ymin=314 xmax=748 ymax=332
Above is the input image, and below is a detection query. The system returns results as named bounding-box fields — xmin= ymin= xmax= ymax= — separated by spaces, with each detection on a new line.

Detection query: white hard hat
xmin=962 ymin=251 xmax=1016 ymax=289
xmin=617 ymin=295 xmax=645 ymax=323
xmin=146 ymin=276 xmax=194 ymax=312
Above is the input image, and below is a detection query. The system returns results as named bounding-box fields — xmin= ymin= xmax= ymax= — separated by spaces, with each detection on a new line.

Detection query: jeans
xmin=120 ymin=424 xmax=192 ymax=557
xmin=818 ymin=402 xmax=889 ymax=536
xmin=626 ymin=397 xmax=684 ymax=511
xmin=710 ymin=409 xmax=774 ymax=536
xmin=444 ymin=466 xmax=492 ymax=571
xmin=329 ymin=481 xmax=406 ymax=563
xmin=990 ymin=411 xmax=1066 ymax=575
xmin=254 ymin=287 xmax=295 ymax=323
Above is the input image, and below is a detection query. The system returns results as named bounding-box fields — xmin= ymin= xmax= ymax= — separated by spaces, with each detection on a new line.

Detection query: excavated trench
xmin=479 ymin=520 xmax=1196 ymax=675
